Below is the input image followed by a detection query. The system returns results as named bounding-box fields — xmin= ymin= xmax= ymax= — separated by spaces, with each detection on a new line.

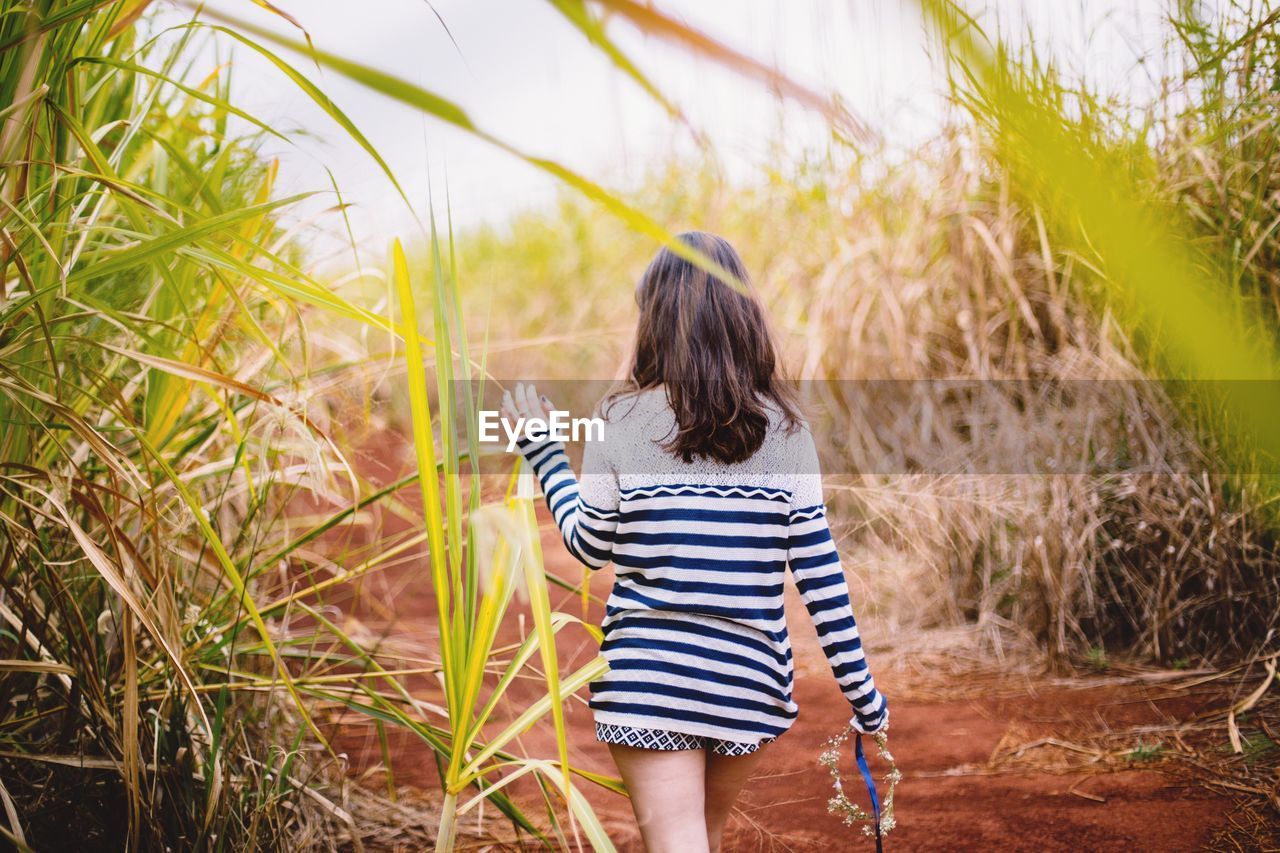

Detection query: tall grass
xmin=0 ymin=5 xmax=337 ymax=845
xmin=390 ymin=231 xmax=615 ymax=851
xmin=5 ymin=0 xmax=1280 ymax=848
xmin=0 ymin=2 xmax=617 ymax=848
xmin=442 ymin=0 xmax=1280 ymax=667
xmin=0 ymin=2 xmax=394 ymax=846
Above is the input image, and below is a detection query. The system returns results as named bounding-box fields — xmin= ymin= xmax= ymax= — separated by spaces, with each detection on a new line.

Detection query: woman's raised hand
xmin=501 ymin=382 xmax=554 ymax=428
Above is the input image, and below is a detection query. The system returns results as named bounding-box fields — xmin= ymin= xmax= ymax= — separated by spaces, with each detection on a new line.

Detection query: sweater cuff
xmin=850 ymin=698 xmax=888 ymax=734
xmin=514 ymin=435 xmax=562 ymax=464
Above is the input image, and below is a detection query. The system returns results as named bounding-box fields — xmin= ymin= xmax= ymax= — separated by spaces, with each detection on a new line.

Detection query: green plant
xmin=0 ymin=2 xmax=356 ymax=845
xmin=7 ymin=0 xmax=1280 ymax=848
xmin=432 ymin=1 xmax=1280 ymax=669
xmin=390 ymin=231 xmax=616 ymax=850
xmin=0 ymin=2 xmax=617 ymax=847
xmin=1128 ymin=741 xmax=1164 ymax=762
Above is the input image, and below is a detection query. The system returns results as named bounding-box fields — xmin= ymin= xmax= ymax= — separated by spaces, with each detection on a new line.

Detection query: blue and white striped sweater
xmin=518 ymin=393 xmax=886 ymax=744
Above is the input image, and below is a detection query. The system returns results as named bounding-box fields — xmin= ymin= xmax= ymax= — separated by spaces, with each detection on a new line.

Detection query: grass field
xmin=1 ymin=0 xmax=1277 ymax=849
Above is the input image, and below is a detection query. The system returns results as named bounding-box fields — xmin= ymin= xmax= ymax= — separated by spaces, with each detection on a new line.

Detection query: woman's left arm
xmin=505 ymin=384 xmax=620 ymax=569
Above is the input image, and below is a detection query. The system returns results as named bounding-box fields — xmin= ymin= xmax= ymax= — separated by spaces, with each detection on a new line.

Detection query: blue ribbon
xmin=854 ymin=733 xmax=883 ymax=853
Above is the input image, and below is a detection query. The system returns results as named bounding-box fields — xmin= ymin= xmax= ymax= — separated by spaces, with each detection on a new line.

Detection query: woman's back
xmin=502 ymin=229 xmax=884 ymax=850
xmin=518 ymin=386 xmax=881 ymax=745
xmin=600 ymin=388 xmax=807 ymax=635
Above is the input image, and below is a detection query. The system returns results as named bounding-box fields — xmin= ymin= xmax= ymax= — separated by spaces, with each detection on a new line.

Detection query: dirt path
xmin=714 ymin=646 xmax=1231 ymax=852
xmin=529 ymin=550 xmax=1232 ymax=851
xmin=316 ymin=424 xmax=1246 ymax=850
xmin=326 ymin=492 xmax=1241 ymax=851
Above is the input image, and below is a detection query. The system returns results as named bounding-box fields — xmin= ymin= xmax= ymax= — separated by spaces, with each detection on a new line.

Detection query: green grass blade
xmin=391 ymin=238 xmax=457 ymax=719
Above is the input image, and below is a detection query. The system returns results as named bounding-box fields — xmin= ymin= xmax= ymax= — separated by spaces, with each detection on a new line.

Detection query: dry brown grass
xmin=448 ymin=116 xmax=1280 ymax=669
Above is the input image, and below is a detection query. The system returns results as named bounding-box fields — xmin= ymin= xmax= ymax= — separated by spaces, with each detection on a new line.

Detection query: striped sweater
xmin=518 ymin=389 xmax=886 ymax=745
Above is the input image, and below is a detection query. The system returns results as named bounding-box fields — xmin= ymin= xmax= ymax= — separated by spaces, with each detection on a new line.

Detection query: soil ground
xmin=327 ymin=503 xmax=1245 ymax=852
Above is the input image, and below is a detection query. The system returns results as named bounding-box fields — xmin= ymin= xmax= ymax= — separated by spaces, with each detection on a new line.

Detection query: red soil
xmin=320 ymin=435 xmax=1239 ymax=850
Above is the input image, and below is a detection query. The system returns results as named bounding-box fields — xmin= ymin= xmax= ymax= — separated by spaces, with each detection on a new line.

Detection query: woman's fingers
xmin=500 ymin=390 xmax=519 ymax=423
xmin=514 ymin=383 xmax=533 ymax=419
xmin=517 ymin=379 xmax=532 ymax=417
xmin=504 ymin=383 xmax=558 ymax=423
xmin=514 ymin=382 xmax=549 ymax=419
xmin=527 ymin=383 xmax=559 ymax=421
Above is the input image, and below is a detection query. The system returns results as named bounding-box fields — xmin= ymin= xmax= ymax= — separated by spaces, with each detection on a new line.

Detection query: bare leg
xmin=703 ymin=745 xmax=770 ymax=852
xmin=608 ymin=743 xmax=709 ymax=853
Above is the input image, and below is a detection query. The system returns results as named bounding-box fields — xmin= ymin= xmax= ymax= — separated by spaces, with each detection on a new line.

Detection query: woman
xmin=501 ymin=232 xmax=887 ymax=852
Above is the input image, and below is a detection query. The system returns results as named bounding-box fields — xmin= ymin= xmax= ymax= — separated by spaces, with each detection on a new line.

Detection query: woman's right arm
xmin=787 ymin=428 xmax=888 ymax=733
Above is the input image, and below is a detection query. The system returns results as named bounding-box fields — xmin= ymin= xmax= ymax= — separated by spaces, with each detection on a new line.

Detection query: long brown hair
xmin=616 ymin=231 xmax=799 ymax=464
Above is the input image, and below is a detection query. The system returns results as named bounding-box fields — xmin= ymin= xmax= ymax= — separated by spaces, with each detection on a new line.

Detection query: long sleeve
xmin=517 ymin=434 xmax=620 ymax=570
xmin=787 ymin=430 xmax=887 ymax=731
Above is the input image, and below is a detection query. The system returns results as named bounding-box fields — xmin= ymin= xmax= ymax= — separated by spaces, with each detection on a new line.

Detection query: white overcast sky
xmin=147 ymin=1 xmax=1181 ymax=249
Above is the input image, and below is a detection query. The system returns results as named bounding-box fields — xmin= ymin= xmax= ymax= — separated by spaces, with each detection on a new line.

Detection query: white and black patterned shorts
xmin=596 ymin=723 xmax=774 ymax=756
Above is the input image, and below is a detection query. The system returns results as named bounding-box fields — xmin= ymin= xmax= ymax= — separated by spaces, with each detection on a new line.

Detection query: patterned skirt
xmin=596 ymin=722 xmax=775 ymax=757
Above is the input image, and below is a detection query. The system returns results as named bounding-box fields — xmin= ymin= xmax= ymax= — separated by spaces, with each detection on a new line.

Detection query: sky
xmin=148 ymin=1 xmax=1181 ymax=249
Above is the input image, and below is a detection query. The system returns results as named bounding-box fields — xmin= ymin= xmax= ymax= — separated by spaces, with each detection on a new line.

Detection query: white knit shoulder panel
xmin=596 ymin=387 xmax=817 ymax=500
